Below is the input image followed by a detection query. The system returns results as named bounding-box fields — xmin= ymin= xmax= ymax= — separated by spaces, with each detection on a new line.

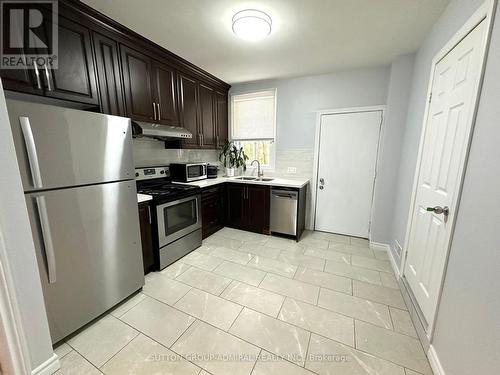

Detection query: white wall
xmin=230 ymin=67 xmax=390 ymax=229
xmin=0 ymin=83 xmax=55 ymax=371
xmin=370 ymin=54 xmax=415 ymax=245
xmin=430 ymin=2 xmax=500 ymax=373
xmin=389 ymin=0 xmax=487 ymax=261
xmin=230 ymin=67 xmax=390 ymax=151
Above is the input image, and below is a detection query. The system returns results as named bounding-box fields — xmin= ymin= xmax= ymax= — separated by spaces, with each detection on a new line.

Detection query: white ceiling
xmin=82 ymin=0 xmax=450 ymax=84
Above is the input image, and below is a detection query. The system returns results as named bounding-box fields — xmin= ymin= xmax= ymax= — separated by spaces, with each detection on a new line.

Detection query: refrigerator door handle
xmin=35 ymin=195 xmax=57 ymax=284
xmin=19 ymin=116 xmax=43 ymax=189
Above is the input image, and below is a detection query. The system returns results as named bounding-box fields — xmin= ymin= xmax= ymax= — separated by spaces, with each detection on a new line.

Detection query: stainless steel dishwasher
xmin=270 ymin=188 xmax=298 ymax=236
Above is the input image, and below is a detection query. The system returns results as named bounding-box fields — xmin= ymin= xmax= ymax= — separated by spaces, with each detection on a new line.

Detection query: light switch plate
xmin=287 ymin=167 xmax=297 ymax=174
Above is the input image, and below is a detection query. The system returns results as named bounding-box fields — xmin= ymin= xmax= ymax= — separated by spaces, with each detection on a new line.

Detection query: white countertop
xmin=173 ymin=176 xmax=310 ymax=189
xmin=137 ymin=193 xmax=153 ymax=203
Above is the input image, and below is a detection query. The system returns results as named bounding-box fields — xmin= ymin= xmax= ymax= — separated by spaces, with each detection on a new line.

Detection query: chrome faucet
xmin=251 ymin=159 xmax=263 ymax=178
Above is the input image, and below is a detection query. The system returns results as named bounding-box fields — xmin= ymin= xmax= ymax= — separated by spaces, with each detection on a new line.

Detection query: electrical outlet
xmin=287 ymin=167 xmax=297 ymax=174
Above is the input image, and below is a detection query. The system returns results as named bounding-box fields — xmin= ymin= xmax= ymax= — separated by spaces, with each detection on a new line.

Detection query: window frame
xmin=230 ymin=88 xmax=277 ymax=170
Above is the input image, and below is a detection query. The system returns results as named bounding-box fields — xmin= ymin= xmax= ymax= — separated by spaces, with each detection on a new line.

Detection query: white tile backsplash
xmin=134 ymin=141 xmax=316 ymax=229
xmin=132 ymin=138 xmax=219 ymax=167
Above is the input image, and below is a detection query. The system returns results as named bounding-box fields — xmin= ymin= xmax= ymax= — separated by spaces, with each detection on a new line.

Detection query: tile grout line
xmin=97 ymin=330 xmax=141 ymax=370
xmin=128 ymin=231 xmax=426 ymax=373
xmin=248 ymin=348 xmax=262 ymax=375
xmin=160 ymin=262 xmax=403 ymax=336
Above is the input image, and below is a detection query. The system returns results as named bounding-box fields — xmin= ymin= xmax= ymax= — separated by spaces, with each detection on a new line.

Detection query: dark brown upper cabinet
xmin=121 ymin=46 xmax=180 ymax=126
xmin=0 ymin=14 xmax=98 ymax=106
xmin=0 ymin=61 xmax=44 ymax=96
xmin=120 ymin=45 xmax=155 ymax=122
xmin=179 ymin=75 xmax=226 ymax=149
xmin=152 ymin=61 xmax=179 ymax=126
xmin=41 ymin=15 xmax=99 ymax=105
xmin=92 ymin=32 xmax=126 ymax=116
xmin=216 ymin=91 xmax=229 ymax=147
xmin=179 ymin=74 xmax=200 ymax=148
xmin=0 ymin=0 xmax=229 ymax=149
xmin=199 ymin=83 xmax=217 ymax=149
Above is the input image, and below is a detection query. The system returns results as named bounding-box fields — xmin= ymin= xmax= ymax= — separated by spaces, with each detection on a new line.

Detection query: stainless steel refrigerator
xmin=7 ymin=99 xmax=145 ymax=344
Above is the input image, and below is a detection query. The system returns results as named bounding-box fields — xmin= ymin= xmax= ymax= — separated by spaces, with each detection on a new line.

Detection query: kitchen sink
xmin=235 ymin=177 xmax=275 ymax=182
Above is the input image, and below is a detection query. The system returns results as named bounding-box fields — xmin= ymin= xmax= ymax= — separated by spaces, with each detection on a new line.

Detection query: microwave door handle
xmin=20 ymin=116 xmax=43 ymax=189
xmin=35 ymin=195 xmax=57 ymax=284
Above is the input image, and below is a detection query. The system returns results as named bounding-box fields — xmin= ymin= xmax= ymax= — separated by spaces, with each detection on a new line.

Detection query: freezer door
xmin=25 ymin=181 xmax=144 ymax=343
xmin=7 ymin=99 xmax=134 ymax=192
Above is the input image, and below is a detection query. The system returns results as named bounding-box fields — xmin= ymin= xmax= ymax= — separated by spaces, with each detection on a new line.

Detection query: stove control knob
xmin=160 ymin=170 xmax=165 ymax=174
xmin=135 ymin=172 xmax=139 ymax=177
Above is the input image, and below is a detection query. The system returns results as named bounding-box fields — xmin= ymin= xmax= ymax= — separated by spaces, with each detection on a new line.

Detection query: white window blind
xmin=231 ymin=89 xmax=276 ymax=141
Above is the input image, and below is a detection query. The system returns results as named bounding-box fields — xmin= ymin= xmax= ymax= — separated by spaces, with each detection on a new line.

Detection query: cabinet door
xmin=120 ymin=45 xmax=155 ymax=122
xmin=93 ymin=32 xmax=125 ymax=116
xmin=179 ymin=74 xmax=200 ymax=148
xmin=202 ymin=186 xmax=225 ymax=238
xmin=216 ymin=91 xmax=228 ymax=147
xmin=43 ymin=16 xmax=99 ymax=105
xmin=0 ymin=64 xmax=42 ymax=95
xmin=152 ymin=61 xmax=179 ymax=126
xmin=138 ymin=203 xmax=154 ymax=274
xmin=246 ymin=185 xmax=270 ymax=234
xmin=226 ymin=184 xmax=245 ymax=229
xmin=199 ymin=83 xmax=216 ymax=149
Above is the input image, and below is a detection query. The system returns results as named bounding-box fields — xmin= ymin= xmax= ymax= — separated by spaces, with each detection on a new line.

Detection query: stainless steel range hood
xmin=132 ymin=121 xmax=192 ymax=140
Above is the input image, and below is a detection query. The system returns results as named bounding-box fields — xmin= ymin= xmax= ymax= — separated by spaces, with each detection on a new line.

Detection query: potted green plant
xmin=219 ymin=140 xmax=249 ymax=177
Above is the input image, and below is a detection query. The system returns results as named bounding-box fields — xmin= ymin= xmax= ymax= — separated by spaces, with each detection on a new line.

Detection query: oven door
xmin=186 ymin=164 xmax=207 ymax=182
xmin=156 ymin=194 xmax=201 ymax=247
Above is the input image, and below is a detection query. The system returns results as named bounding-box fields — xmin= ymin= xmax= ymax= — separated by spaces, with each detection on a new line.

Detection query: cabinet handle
xmin=33 ymin=64 xmax=42 ymax=89
xmin=157 ymin=103 xmax=161 ymax=120
xmin=147 ymin=205 xmax=151 ymax=224
xmin=201 ymin=134 xmax=204 ymax=146
xmin=44 ymin=64 xmax=52 ymax=91
xmin=153 ymin=102 xmax=157 ymax=120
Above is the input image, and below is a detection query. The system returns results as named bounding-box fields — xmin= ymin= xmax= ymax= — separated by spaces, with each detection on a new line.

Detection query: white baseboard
xmin=32 ymin=353 xmax=60 ymax=375
xmin=428 ymin=344 xmax=446 ymax=375
xmin=369 ymin=241 xmax=390 ymax=252
xmin=370 ymin=241 xmax=401 ymax=276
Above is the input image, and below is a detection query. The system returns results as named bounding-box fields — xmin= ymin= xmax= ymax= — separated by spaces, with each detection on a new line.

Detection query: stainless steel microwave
xmin=169 ymin=163 xmax=207 ymax=182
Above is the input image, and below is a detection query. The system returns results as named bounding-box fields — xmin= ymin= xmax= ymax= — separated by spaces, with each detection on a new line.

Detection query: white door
xmin=404 ymin=20 xmax=487 ymax=324
xmin=315 ymin=110 xmax=382 ymax=238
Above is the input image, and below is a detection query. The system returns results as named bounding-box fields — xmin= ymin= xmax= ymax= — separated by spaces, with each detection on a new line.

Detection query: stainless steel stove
xmin=136 ymin=166 xmax=202 ymax=270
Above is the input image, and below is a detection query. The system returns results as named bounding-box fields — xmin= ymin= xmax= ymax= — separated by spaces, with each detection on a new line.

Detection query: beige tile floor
xmin=53 ymin=228 xmax=433 ymax=375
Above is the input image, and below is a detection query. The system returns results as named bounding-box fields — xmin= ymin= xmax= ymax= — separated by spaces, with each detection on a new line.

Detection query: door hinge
xmin=428 ymin=92 xmax=433 ymax=104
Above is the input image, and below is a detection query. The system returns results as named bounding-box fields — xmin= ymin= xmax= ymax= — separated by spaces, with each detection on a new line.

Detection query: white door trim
xmin=0 ymin=232 xmax=31 ymax=374
xmin=400 ymin=0 xmax=496 ymax=340
xmin=311 ymin=105 xmax=386 ymax=233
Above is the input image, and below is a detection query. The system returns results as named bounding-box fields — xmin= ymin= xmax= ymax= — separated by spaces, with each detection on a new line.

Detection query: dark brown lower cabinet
xmin=201 ymin=185 xmax=226 ymax=239
xmin=138 ymin=202 xmax=154 ymax=274
xmin=226 ymin=183 xmax=270 ymax=235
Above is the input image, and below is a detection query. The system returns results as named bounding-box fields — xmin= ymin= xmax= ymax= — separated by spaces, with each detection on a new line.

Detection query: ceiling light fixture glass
xmin=232 ymin=9 xmax=272 ymax=41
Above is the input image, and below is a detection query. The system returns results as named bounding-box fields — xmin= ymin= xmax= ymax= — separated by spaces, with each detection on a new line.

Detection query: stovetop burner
xmin=137 ymin=183 xmax=199 ymax=199
xmin=136 ymin=165 xmax=200 ymax=202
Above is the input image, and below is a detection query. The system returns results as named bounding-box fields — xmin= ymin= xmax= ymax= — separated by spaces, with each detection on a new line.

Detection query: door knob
xmin=426 ymin=206 xmax=449 ymax=216
xmin=319 ymin=186 xmax=324 ymax=190
xmin=319 ymin=178 xmax=325 ymax=185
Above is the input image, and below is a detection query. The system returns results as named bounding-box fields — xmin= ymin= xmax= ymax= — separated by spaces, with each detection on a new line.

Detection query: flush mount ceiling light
xmin=232 ymin=9 xmax=272 ymax=41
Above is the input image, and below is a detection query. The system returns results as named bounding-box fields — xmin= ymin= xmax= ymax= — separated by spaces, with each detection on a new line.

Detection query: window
xmin=231 ymin=89 xmax=276 ymax=169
